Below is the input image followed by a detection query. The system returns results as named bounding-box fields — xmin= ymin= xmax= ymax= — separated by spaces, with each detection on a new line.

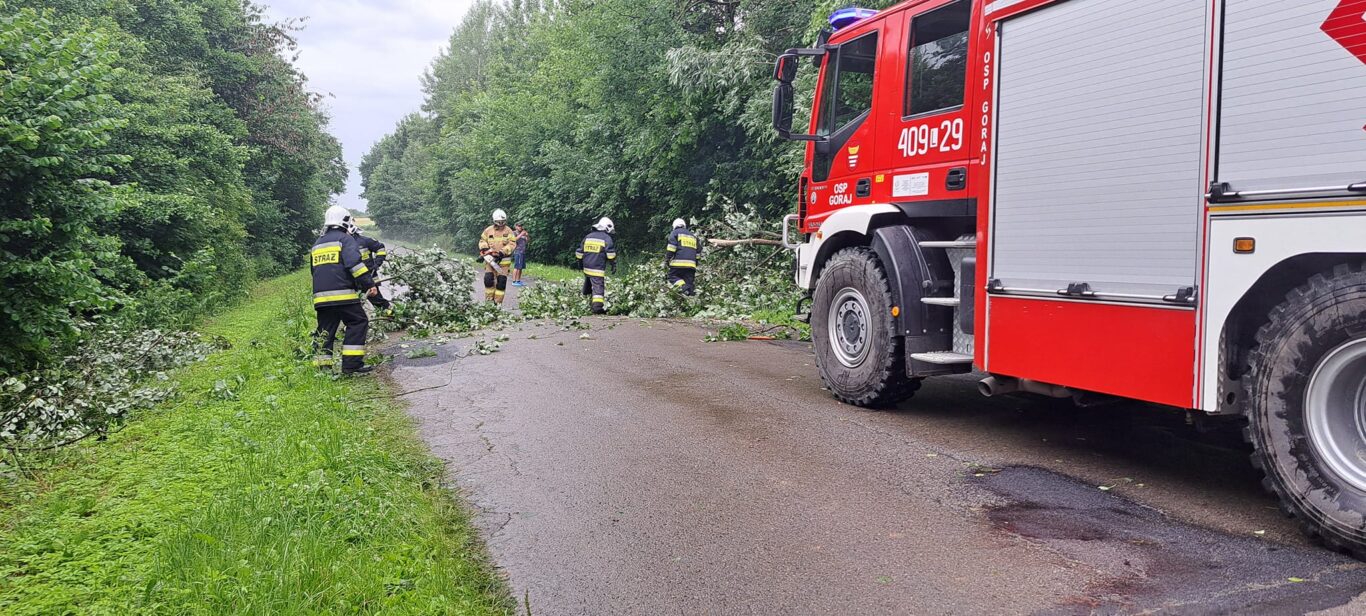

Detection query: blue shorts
xmin=513 ymin=252 xmax=527 ymax=270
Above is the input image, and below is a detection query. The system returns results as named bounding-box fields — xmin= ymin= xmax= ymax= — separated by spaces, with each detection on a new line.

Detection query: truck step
xmin=920 ymin=297 xmax=960 ymax=307
xmin=909 ymin=351 xmax=974 ymax=365
xmin=918 ymin=240 xmax=977 ymax=249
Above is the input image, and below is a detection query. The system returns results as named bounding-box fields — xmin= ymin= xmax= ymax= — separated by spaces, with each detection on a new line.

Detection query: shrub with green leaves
xmin=0 ymin=7 xmax=128 ymax=374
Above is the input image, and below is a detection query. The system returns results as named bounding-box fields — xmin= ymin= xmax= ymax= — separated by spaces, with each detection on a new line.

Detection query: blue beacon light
xmin=829 ymin=7 xmax=878 ymax=31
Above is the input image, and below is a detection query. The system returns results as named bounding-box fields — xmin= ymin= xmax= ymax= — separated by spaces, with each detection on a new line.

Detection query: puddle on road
xmin=978 ymin=466 xmax=1366 ymax=615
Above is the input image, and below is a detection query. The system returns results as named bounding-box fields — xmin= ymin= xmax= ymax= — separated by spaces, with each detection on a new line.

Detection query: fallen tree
xmin=707 ymin=238 xmax=783 ymax=248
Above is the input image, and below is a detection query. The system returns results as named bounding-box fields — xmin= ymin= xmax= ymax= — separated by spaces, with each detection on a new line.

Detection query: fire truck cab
xmin=774 ymin=0 xmax=1366 ymax=555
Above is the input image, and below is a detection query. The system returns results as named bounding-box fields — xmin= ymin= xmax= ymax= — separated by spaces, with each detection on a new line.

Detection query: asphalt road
xmin=383 ymin=281 xmax=1366 ymax=615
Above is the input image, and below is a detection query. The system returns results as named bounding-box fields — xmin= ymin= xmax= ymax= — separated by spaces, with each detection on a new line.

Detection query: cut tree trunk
xmin=707 ymin=238 xmax=783 ymax=248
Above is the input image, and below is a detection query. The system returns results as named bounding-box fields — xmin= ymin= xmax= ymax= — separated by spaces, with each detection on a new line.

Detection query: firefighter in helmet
xmin=576 ymin=217 xmax=617 ymax=314
xmin=479 ymin=209 xmax=518 ymax=304
xmin=311 ymin=205 xmax=379 ymax=375
xmin=665 ymin=218 xmax=701 ymax=296
xmin=347 ymin=221 xmax=391 ymax=314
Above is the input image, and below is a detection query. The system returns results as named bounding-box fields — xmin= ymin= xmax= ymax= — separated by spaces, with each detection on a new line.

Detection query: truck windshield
xmin=818 ymin=32 xmax=879 ymax=136
xmin=905 ymin=0 xmax=970 ymax=117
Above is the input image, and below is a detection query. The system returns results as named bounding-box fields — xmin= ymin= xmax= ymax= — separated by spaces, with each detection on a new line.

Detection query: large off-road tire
xmin=1246 ymin=263 xmax=1366 ymax=557
xmin=810 ymin=247 xmax=920 ymax=407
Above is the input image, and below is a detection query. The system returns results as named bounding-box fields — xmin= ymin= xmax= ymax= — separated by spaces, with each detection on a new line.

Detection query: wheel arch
xmin=1217 ymin=252 xmax=1366 ymax=414
xmin=799 ymin=205 xmax=902 ymax=289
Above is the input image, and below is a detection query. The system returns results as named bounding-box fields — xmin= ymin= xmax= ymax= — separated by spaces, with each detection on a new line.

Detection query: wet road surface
xmin=384 ymin=296 xmax=1366 ymax=613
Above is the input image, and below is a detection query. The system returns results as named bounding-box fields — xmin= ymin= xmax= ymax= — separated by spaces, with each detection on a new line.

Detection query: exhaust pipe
xmin=978 ymin=376 xmax=1071 ymax=399
xmin=978 ymin=376 xmax=1019 ymax=397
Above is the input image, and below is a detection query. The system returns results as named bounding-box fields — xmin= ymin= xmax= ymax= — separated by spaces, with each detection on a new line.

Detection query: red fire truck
xmin=772 ymin=0 xmax=1366 ymax=554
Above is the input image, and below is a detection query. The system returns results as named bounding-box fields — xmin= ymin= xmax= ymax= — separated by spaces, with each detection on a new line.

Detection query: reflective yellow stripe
xmin=667 ymin=245 xmax=677 ymax=252
xmin=314 ymin=292 xmax=361 ymax=304
xmin=669 ymin=260 xmax=696 ymax=268
xmin=1208 ymin=199 xmax=1366 ymax=213
xmin=375 ymin=250 xmax=387 ymax=256
xmin=351 ymin=264 xmax=370 ymax=278
xmin=606 ymin=253 xmax=617 ymax=260
xmin=583 ymin=269 xmax=605 ymax=277
xmin=592 ymin=295 xmax=605 ymax=302
xmin=341 ymin=350 xmax=366 ymax=357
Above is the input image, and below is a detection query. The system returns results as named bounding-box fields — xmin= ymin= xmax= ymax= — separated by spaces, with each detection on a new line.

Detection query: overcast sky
xmin=261 ymin=0 xmax=475 ymax=212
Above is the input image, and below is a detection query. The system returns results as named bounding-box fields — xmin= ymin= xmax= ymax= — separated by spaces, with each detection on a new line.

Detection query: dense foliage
xmin=361 ymin=0 xmax=900 ymax=263
xmin=380 ymin=248 xmax=516 ymax=336
xmin=0 ymin=1 xmax=344 ymax=377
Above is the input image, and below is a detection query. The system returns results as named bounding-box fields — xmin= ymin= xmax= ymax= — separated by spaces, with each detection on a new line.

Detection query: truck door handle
xmin=946 ymin=167 xmax=967 ymax=191
xmin=856 ymin=178 xmax=871 ymax=197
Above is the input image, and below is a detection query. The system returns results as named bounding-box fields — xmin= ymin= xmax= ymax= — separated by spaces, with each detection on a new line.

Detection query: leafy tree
xmin=361 ymin=0 xmax=882 ymax=265
xmin=0 ymin=6 xmax=127 ymax=373
xmin=0 ymin=0 xmax=344 ymax=376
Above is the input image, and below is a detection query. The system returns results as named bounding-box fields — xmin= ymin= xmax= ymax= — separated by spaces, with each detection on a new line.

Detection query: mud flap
xmin=870 ymin=226 xmax=956 ymax=377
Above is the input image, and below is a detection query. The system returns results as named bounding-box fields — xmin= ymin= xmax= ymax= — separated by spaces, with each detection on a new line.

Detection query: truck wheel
xmin=1247 ymin=263 xmax=1366 ymax=557
xmin=811 ymin=247 xmax=920 ymax=407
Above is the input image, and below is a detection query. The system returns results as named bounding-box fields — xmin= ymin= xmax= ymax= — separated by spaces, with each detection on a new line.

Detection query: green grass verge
xmin=522 ymin=262 xmax=579 ymax=283
xmin=0 ymin=271 xmax=512 ymax=615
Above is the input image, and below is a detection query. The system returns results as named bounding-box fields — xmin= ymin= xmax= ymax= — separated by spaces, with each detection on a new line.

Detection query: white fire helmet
xmin=672 ymin=218 xmax=687 ymax=229
xmin=324 ymin=205 xmax=351 ymax=229
xmin=492 ymin=209 xmax=508 ymax=223
xmin=593 ymin=217 xmax=615 ymax=233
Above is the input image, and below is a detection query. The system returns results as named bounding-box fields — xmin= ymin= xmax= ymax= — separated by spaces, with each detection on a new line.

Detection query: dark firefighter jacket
xmin=666 ymin=226 xmax=701 ymax=268
xmin=355 ymin=232 xmax=387 ymax=271
xmin=311 ymin=227 xmax=376 ymax=308
xmin=576 ymin=230 xmax=617 ymax=277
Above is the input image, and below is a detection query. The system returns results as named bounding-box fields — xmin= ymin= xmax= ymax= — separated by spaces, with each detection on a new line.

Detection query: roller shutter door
xmin=991 ymin=0 xmax=1209 ymax=300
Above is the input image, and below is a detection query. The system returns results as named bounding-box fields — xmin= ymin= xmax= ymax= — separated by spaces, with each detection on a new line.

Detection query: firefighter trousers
xmin=315 ymin=303 xmax=369 ymax=371
xmin=484 ymin=264 xmax=510 ymax=303
xmin=582 ymin=275 xmax=606 ymax=314
xmin=667 ymin=267 xmax=696 ymax=296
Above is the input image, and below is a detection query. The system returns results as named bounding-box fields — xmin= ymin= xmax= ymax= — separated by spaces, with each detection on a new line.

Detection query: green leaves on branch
xmin=0 ymin=7 xmax=126 ymax=374
xmin=381 ymin=249 xmax=516 ymax=337
xmin=0 ymin=0 xmax=344 ymax=378
xmin=0 ymin=325 xmax=217 ymax=449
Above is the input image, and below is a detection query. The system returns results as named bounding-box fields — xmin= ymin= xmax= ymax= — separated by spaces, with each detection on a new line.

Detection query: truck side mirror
xmin=775 ymin=55 xmax=798 ymax=83
xmin=771 ymin=48 xmax=827 ymax=142
xmin=773 ymin=82 xmax=795 ymax=135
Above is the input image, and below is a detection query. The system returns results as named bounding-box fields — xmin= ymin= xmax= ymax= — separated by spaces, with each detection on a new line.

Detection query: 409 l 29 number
xmin=899 ymin=118 xmax=964 ymax=158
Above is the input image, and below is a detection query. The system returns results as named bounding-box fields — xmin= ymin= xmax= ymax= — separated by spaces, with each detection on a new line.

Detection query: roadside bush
xmin=0 ymin=326 xmax=216 ymax=449
xmin=0 ymin=7 xmax=127 ymax=374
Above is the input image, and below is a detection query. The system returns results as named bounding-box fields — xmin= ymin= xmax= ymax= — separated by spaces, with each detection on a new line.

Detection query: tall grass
xmin=0 ymin=271 xmax=512 ymax=614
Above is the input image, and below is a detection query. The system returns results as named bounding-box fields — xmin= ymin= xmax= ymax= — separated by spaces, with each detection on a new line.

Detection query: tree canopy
xmin=361 ymin=0 xmax=901 ymax=263
xmin=0 ymin=0 xmax=344 ymax=375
